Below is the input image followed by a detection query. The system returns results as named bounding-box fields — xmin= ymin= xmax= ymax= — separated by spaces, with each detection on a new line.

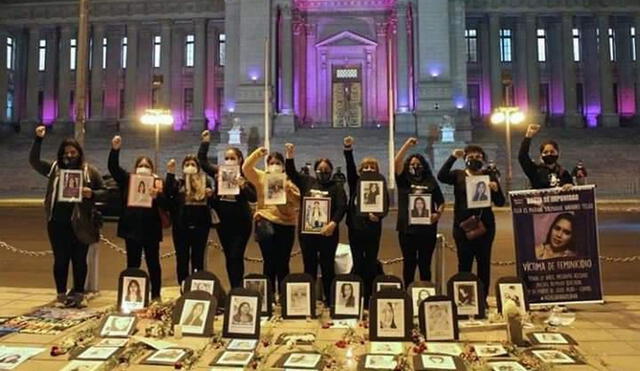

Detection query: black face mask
xmin=465 ymin=159 xmax=483 ymax=171
xmin=62 ymin=156 xmax=81 ymax=169
xmin=542 ymin=155 xmax=558 ymax=165
xmin=316 ymin=171 xmax=332 ymax=184
xmin=409 ymin=165 xmax=423 ymax=178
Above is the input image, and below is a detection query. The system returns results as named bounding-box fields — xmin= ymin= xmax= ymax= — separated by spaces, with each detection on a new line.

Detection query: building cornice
xmin=466 ymin=0 xmax=640 ymax=14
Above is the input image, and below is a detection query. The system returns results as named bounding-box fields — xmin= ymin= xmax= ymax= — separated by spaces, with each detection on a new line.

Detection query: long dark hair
xmin=267 ymin=152 xmax=285 ymax=165
xmin=404 ymin=153 xmax=433 ymax=178
xmin=181 ymin=155 xmax=201 ymax=170
xmin=314 ymin=157 xmax=334 ymax=171
xmin=57 ymin=138 xmax=85 ymax=167
xmin=134 ymin=156 xmax=154 ymax=172
xmin=544 ymin=213 xmax=575 ymax=251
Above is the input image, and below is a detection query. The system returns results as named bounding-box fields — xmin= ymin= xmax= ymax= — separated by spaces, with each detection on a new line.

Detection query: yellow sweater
xmin=243 ymin=150 xmax=300 ymax=226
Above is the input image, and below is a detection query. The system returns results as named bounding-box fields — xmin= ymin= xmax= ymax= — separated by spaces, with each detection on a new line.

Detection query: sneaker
xmin=69 ymin=293 xmax=86 ymax=308
xmin=54 ymin=294 xmax=67 ymax=307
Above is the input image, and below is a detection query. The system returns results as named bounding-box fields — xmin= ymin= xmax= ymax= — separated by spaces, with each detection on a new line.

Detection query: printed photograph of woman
xmin=535 ymin=213 xmax=577 ymax=260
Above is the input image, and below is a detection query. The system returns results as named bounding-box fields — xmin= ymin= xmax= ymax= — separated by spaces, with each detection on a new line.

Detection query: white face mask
xmin=136 ymin=167 xmax=152 ymax=175
xmin=225 ymin=159 xmax=238 ymax=166
xmin=183 ymin=165 xmax=198 ymax=175
xmin=268 ymin=164 xmax=283 ymax=173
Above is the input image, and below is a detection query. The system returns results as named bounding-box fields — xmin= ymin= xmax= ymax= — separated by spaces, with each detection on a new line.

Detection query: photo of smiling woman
xmin=535 ymin=213 xmax=576 ymax=260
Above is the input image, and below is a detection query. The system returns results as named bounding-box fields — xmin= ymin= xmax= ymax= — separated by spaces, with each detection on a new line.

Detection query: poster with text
xmin=509 ymin=185 xmax=602 ymax=305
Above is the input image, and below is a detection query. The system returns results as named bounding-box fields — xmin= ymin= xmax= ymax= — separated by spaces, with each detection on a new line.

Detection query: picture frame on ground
xmin=213 ymin=351 xmax=254 ymax=367
xmin=94 ymin=338 xmax=128 ymax=347
xmin=369 ymin=342 xmax=403 ymax=355
xmin=275 ymin=332 xmax=317 ymax=345
xmin=447 ymin=273 xmax=485 ymax=319
xmin=99 ymin=315 xmax=137 ymax=338
xmin=283 ymin=353 xmax=322 ymax=368
xmin=127 ymin=174 xmax=154 ymax=208
xmin=264 ymin=172 xmax=287 ymax=205
xmin=173 ymin=291 xmax=217 ymax=337
xmin=226 ymin=339 xmax=258 ymax=351
xmin=473 ymin=344 xmax=509 ymax=357
xmin=223 ymin=288 xmax=261 ymax=339
xmin=529 ymin=332 xmax=571 ymax=345
xmin=76 ymin=346 xmax=120 ymax=361
xmin=282 ymin=274 xmax=315 ymax=319
xmin=418 ymin=296 xmax=458 ymax=341
xmin=425 ymin=343 xmax=463 ymax=356
xmin=530 ymin=349 xmax=576 ymax=364
xmin=184 ymin=271 xmax=224 ymax=305
xmin=364 ymin=354 xmax=397 ymax=370
xmin=487 ymin=361 xmax=528 ymax=371
xmin=190 ymin=279 xmax=215 ymax=296
xmin=465 ymin=175 xmax=491 ymax=209
xmin=409 ymin=281 xmax=437 ymax=318
xmin=0 ymin=347 xmax=45 ymax=370
xmin=331 ymin=276 xmax=362 ymax=319
xmin=58 ymin=169 xmax=83 ymax=203
xmin=243 ymin=274 xmax=272 ymax=317
xmin=117 ymin=268 xmax=150 ymax=314
xmin=359 ymin=180 xmax=385 ymax=213
xmin=59 ymin=360 xmax=104 ymax=371
xmin=372 ymin=275 xmax=403 ymax=295
xmin=409 ymin=194 xmax=432 ymax=225
xmin=369 ymin=290 xmax=412 ymax=342
xmin=218 ymin=164 xmax=241 ymax=196
xmin=419 ymin=354 xmax=457 ymax=370
xmin=495 ymin=277 xmax=528 ymax=316
xmin=142 ymin=348 xmax=188 ymax=365
xmin=302 ymin=197 xmax=331 ymax=234
xmin=185 ymin=173 xmax=208 ymax=205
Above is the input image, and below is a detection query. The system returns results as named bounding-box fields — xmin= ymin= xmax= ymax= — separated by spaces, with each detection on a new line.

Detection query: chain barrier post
xmin=85 ymin=243 xmax=99 ymax=293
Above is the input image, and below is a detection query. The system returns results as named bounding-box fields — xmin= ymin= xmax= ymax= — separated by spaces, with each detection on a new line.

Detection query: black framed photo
xmin=226 ymin=339 xmax=258 ymax=351
xmin=173 ymin=291 xmax=217 ymax=337
xmin=281 ymin=273 xmax=316 ymax=319
xmin=75 ymin=346 xmax=120 ymax=361
xmin=243 ymin=274 xmax=273 ymax=317
xmin=473 ymin=343 xmax=509 ymax=358
xmin=486 ymin=360 xmax=528 ymax=371
xmin=98 ymin=314 xmax=137 ymax=338
xmin=527 ymin=332 xmax=577 ymax=345
xmin=302 ymin=197 xmax=331 ymax=234
xmin=447 ymin=272 xmax=485 ymax=319
xmin=358 ymin=172 xmax=388 ymax=215
xmin=414 ymin=353 xmax=463 ymax=370
xmin=117 ymin=268 xmax=150 ymax=314
xmin=529 ymin=349 xmax=578 ymax=365
xmin=142 ymin=348 xmax=188 ymax=365
xmin=279 ymin=352 xmax=323 ymax=369
xmin=408 ymin=281 xmax=437 ymax=317
xmin=408 ymin=193 xmax=432 ymax=225
xmin=369 ymin=290 xmax=412 ymax=342
xmin=373 ymin=274 xmax=403 ymax=295
xmin=331 ymin=274 xmax=363 ymax=319
xmin=184 ymin=270 xmax=225 ymax=307
xmin=210 ymin=350 xmax=254 ymax=367
xmin=418 ymin=295 xmax=459 ymax=341
xmin=363 ymin=354 xmax=398 ymax=370
xmin=495 ymin=277 xmax=529 ymax=316
xmin=223 ymin=288 xmax=261 ymax=339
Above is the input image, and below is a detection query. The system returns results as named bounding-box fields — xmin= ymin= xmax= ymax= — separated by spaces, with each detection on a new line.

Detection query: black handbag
xmin=71 ymin=204 xmax=102 ymax=245
xmin=459 ymin=211 xmax=486 ymax=240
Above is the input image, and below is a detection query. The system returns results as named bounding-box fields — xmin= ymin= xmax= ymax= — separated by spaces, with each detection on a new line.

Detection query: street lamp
xmin=490 ymin=106 xmax=525 ymax=193
xmin=140 ymin=108 xmax=174 ymax=168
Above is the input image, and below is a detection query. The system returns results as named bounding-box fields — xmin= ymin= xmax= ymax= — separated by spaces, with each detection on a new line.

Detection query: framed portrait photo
xmin=447 ymin=272 xmax=485 ymax=319
xmin=487 ymin=360 xmax=528 ymax=371
xmin=373 ymin=275 xmax=403 ymax=295
xmin=94 ymin=338 xmax=128 ymax=347
xmin=173 ymin=291 xmax=217 ymax=337
xmin=369 ymin=290 xmax=412 ymax=342
xmin=417 ymin=353 xmax=458 ymax=370
xmin=243 ymin=274 xmax=273 ymax=317
xmin=223 ymin=288 xmax=261 ymax=339
xmin=418 ymin=296 xmax=458 ymax=341
xmin=264 ymin=172 xmax=287 ymax=205
xmin=302 ymin=197 xmax=331 ymax=234
xmin=364 ymin=354 xmax=397 ymax=370
xmin=127 ymin=174 xmax=154 ymax=208
xmin=473 ymin=344 xmax=509 ymax=358
xmin=465 ymin=175 xmax=491 ymax=209
xmin=369 ymin=341 xmax=403 ymax=355
xmin=283 ymin=352 xmax=322 ymax=369
xmin=184 ymin=270 xmax=225 ymax=306
xmin=528 ymin=332 xmax=575 ymax=345
xmin=218 ymin=164 xmax=241 ymax=196
xmin=409 ymin=193 xmax=432 ymax=225
xmin=530 ymin=349 xmax=576 ymax=364
xmin=99 ymin=314 xmax=136 ymax=338
xmin=282 ymin=274 xmax=316 ymax=319
xmin=185 ymin=173 xmax=208 ymax=205
xmin=212 ymin=350 xmax=254 ymax=367
xmin=359 ymin=180 xmax=385 ymax=214
xmin=495 ymin=277 xmax=528 ymax=316
xmin=117 ymin=268 xmax=149 ymax=314
xmin=59 ymin=360 xmax=104 ymax=371
xmin=58 ymin=169 xmax=83 ymax=203
xmin=142 ymin=348 xmax=188 ymax=365
xmin=331 ymin=275 xmax=362 ymax=319
xmin=75 ymin=346 xmax=120 ymax=361
xmin=425 ymin=343 xmax=463 ymax=356
xmin=226 ymin=339 xmax=258 ymax=351
xmin=409 ymin=281 xmax=437 ymax=318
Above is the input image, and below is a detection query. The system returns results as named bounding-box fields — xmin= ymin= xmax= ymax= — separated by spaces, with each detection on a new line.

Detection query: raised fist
xmin=257 ymin=147 xmax=269 ymax=156
xmin=452 ymin=149 xmax=465 ymax=159
xmin=35 ymin=126 xmax=46 ymax=138
xmin=343 ymin=136 xmax=354 ymax=148
xmin=285 ymin=143 xmax=295 ymax=158
xmin=167 ymin=159 xmax=176 ymax=173
xmin=111 ymin=135 xmax=122 ymax=150
xmin=525 ymin=124 xmax=541 ymax=138
xmin=405 ymin=137 xmax=418 ymax=147
xmin=201 ymin=130 xmax=210 ymax=143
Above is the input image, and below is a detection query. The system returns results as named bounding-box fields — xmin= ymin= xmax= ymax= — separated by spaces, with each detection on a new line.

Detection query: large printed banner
xmin=510 ymin=185 xmax=603 ymax=305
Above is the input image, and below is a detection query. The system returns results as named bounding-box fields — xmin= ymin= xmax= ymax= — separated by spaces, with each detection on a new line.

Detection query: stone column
xmin=57 ymin=25 xmax=72 ymax=123
xmin=561 ymin=14 xmax=581 ymax=127
xmin=395 ymin=0 xmax=409 ymax=112
xmin=223 ymin=0 xmax=240 ymax=122
xmin=305 ymin=23 xmax=317 ymax=123
xmin=0 ymin=28 xmax=8 ymax=122
xmin=581 ymin=18 xmax=599 ymax=127
xmin=514 ymin=17 xmax=528 ymax=109
xmin=479 ymin=18 xmax=491 ymax=116
xmin=190 ymin=18 xmax=207 ymax=131
xmin=597 ymin=14 xmax=618 ymax=127
xmin=42 ymin=31 xmax=57 ymax=124
xmin=292 ymin=16 xmax=306 ymax=122
xmin=205 ymin=22 xmax=220 ymax=129
xmin=25 ymin=26 xmax=40 ymax=124
xmin=274 ymin=3 xmax=295 ymax=134
xmin=90 ymin=23 xmax=104 ymax=122
xmin=525 ymin=14 xmax=540 ymax=121
xmin=103 ymin=28 xmax=122 ymax=125
xmin=376 ymin=21 xmax=388 ymax=124
xmin=159 ymin=21 xmax=172 ymax=108
xmin=636 ymin=15 xmax=640 ymax=118
xmin=489 ymin=13 xmax=502 ymax=109
xmin=124 ymin=22 xmax=138 ymax=125
xmin=615 ymin=21 xmax=634 ymax=116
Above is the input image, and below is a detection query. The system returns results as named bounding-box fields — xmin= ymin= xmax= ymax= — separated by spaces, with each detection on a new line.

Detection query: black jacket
xmin=518 ymin=137 xmax=573 ymax=189
xmin=108 ymin=149 xmax=166 ymax=244
xmin=285 ymin=158 xmax=347 ymax=235
xmin=165 ymin=172 xmax=212 ymax=230
xmin=197 ymin=142 xmax=256 ymax=231
xmin=344 ymin=149 xmax=389 ymax=231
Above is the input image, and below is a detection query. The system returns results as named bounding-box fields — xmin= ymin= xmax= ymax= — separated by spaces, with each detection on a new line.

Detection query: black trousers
xmin=256 ymin=220 xmax=296 ymax=295
xmin=453 ymin=224 xmax=496 ymax=300
xmin=300 ymin=232 xmax=339 ymax=304
xmin=218 ymin=222 xmax=251 ymax=289
xmin=398 ymin=229 xmax=438 ymax=286
xmin=349 ymin=226 xmax=382 ymax=304
xmin=125 ymin=239 xmax=162 ymax=298
xmin=47 ymin=221 xmax=89 ymax=294
xmin=172 ymin=225 xmax=210 ymax=285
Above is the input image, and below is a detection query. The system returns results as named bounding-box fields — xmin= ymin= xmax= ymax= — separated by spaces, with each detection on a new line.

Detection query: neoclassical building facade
xmin=1 ymin=0 xmax=639 ymax=139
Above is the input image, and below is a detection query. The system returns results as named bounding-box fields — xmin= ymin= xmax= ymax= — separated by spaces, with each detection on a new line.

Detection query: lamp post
xmin=140 ymin=109 xmax=174 ymax=167
xmin=490 ymin=106 xmax=525 ymax=193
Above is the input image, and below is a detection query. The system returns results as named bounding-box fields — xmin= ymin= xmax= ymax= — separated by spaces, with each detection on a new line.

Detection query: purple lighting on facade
xmin=585 ymin=104 xmax=600 ymax=127
xmin=42 ymin=99 xmax=56 ymax=124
